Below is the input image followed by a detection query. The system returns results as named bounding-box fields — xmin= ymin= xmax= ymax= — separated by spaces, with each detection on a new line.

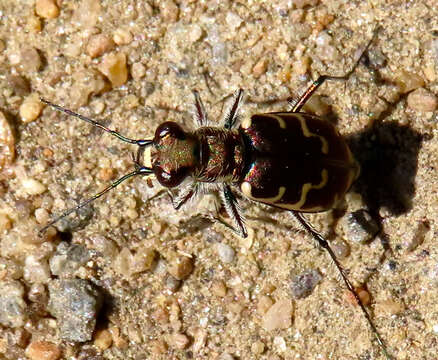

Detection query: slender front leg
xmin=224 ymin=89 xmax=244 ymax=129
xmin=169 ymin=181 xmax=198 ymax=210
xmin=193 ymin=90 xmax=208 ymax=126
xmin=220 ymin=184 xmax=248 ymax=238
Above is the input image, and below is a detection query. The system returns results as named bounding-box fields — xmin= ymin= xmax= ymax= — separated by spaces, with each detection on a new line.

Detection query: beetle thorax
xmin=194 ymin=127 xmax=245 ymax=183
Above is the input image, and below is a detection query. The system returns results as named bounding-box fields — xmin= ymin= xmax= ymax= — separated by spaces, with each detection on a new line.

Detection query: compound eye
xmin=155 ymin=121 xmax=185 ymax=141
xmin=154 ymin=165 xmax=188 ymax=188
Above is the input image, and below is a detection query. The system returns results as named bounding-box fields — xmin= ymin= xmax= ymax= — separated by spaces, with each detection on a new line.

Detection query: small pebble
xmin=331 ymin=239 xmax=350 ymax=259
xmin=407 ymin=87 xmax=437 ymax=112
xmin=225 ymin=12 xmax=243 ymax=31
xmin=210 ymin=280 xmax=227 ymax=297
xmin=341 ymin=209 xmax=380 ymax=244
xmin=25 ymin=341 xmax=61 ymax=360
xmin=290 ymin=269 xmax=322 ymax=299
xmin=131 ymin=247 xmax=156 ymax=274
xmin=0 ymin=111 xmax=15 ymax=171
xmin=0 ymin=213 xmax=12 ymax=231
xmin=150 ymin=339 xmax=168 ymax=354
xmin=215 ymin=242 xmax=235 ymax=263
xmin=113 ymin=247 xmax=133 ymax=276
xmin=165 ymin=275 xmax=182 ymax=292
xmin=72 ymin=0 xmax=101 ymax=29
xmin=86 ymin=34 xmax=114 ymax=58
xmin=131 ymin=62 xmax=146 ymax=80
xmin=159 ymin=0 xmax=179 ymax=22
xmin=257 ymin=295 xmax=274 ymax=315
xmin=251 ymin=340 xmax=265 ymax=354
xmin=94 ymin=329 xmax=113 ymax=351
xmin=23 ymin=255 xmax=51 ymax=284
xmin=168 ymin=255 xmax=193 ymax=280
xmin=26 ymin=15 xmax=42 ymax=33
xmin=170 ymin=333 xmax=189 ymax=350
xmin=262 ymin=299 xmax=293 ymax=331
xmin=98 ymin=52 xmax=128 ymax=87
xmin=18 ymin=47 xmax=42 ymax=73
xmin=48 ymin=279 xmax=103 ymax=342
xmin=35 ymin=0 xmax=60 ymax=19
xmin=377 ymin=298 xmax=405 ymax=315
xmin=0 ymin=281 xmax=27 ymax=327
xmin=7 ymin=75 xmax=31 ymax=96
xmin=395 ymin=71 xmax=425 ymax=94
xmin=21 ymin=178 xmax=46 ymax=195
xmin=252 ymin=58 xmax=268 ymax=78
xmin=113 ymin=28 xmax=133 ymax=45
xmin=345 ymin=287 xmax=370 ymax=306
xmin=34 ymin=208 xmax=50 ymax=224
xmin=20 ymin=94 xmax=44 ymax=123
xmin=192 ymin=328 xmax=207 ymax=353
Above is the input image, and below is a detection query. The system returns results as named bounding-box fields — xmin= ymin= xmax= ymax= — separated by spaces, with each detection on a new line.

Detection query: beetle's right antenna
xmin=38 ymin=99 xmax=156 ymax=235
xmin=40 ymin=98 xmax=152 ymax=147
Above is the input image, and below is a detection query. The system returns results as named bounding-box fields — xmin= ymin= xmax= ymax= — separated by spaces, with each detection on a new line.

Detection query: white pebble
xmin=215 ymin=242 xmax=235 ymax=263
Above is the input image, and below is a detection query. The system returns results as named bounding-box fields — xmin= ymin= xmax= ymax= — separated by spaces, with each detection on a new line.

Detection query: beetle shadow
xmin=346 ymin=116 xmax=426 ymax=250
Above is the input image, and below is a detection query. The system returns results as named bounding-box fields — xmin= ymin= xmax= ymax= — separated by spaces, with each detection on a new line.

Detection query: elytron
xmin=40 ymin=33 xmax=391 ymax=359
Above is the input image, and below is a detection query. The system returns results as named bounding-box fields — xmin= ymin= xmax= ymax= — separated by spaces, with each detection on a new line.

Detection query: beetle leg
xmin=290 ymin=29 xmax=377 ymax=113
xmin=224 ymin=89 xmax=244 ymax=129
xmin=169 ymin=181 xmax=198 ymax=210
xmin=193 ymin=90 xmax=208 ymax=126
xmin=291 ymin=211 xmax=391 ymax=359
xmin=220 ymin=184 xmax=248 ymax=238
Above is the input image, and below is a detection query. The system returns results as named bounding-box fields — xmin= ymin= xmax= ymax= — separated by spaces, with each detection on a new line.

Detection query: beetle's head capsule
xmin=151 ymin=121 xmax=199 ymax=188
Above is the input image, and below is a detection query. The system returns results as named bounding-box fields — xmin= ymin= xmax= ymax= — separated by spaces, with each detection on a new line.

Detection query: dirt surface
xmin=0 ymin=0 xmax=438 ymax=359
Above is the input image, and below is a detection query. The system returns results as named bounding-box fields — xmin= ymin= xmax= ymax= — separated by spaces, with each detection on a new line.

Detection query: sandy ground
xmin=0 ymin=0 xmax=438 ymax=359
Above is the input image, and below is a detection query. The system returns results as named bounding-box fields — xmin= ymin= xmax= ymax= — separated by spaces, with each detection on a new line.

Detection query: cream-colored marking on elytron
xmin=267 ymin=114 xmax=286 ymax=129
xmin=271 ymin=169 xmax=329 ymax=210
xmin=241 ymin=181 xmax=286 ymax=203
xmin=241 ymin=117 xmax=252 ymax=129
xmin=144 ymin=146 xmax=152 ymax=168
xmin=294 ymin=113 xmax=329 ymax=155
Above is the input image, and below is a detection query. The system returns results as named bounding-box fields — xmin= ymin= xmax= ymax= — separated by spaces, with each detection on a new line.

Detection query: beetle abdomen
xmin=239 ymin=112 xmax=359 ymax=212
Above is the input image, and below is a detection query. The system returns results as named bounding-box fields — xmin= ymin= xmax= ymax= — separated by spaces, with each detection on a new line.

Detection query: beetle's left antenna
xmin=38 ymin=99 xmax=155 ymax=236
xmin=38 ymin=167 xmax=153 ymax=236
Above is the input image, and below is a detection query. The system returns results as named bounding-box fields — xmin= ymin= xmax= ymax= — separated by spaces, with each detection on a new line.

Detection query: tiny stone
xmin=0 ymin=213 xmax=12 ymax=231
xmin=131 ymin=247 xmax=156 ymax=274
xmin=94 ymin=329 xmax=112 ymax=351
xmin=20 ymin=93 xmax=44 ymax=123
xmin=7 ymin=75 xmax=31 ymax=96
xmin=341 ymin=209 xmax=379 ymax=244
xmin=98 ymin=52 xmax=128 ymax=87
xmin=0 ymin=281 xmax=27 ymax=328
xmin=407 ymin=87 xmax=437 ymax=112
xmin=48 ymin=279 xmax=103 ymax=342
xmin=18 ymin=47 xmax=42 ymax=73
xmin=150 ymin=339 xmax=168 ymax=354
xmin=252 ymin=58 xmax=268 ymax=78
xmin=192 ymin=328 xmax=207 ymax=353
xmin=28 ymin=283 xmax=47 ymax=303
xmin=113 ymin=28 xmax=133 ymax=45
xmin=262 ymin=299 xmax=293 ymax=331
xmin=49 ymin=242 xmax=91 ymax=278
xmin=345 ymin=287 xmax=370 ymax=306
xmin=257 ymin=295 xmax=274 ymax=315
xmin=210 ymin=280 xmax=227 ymax=297
xmin=377 ymin=298 xmax=405 ymax=315
xmin=171 ymin=333 xmax=189 ymax=350
xmin=72 ymin=0 xmax=102 ymax=29
xmin=290 ymin=269 xmax=322 ymax=299
xmin=24 ymin=255 xmax=51 ymax=284
xmin=35 ymin=0 xmax=60 ymax=19
xmin=251 ymin=340 xmax=265 ymax=354
xmin=273 ymin=336 xmax=287 ymax=352
xmin=34 ymin=208 xmax=50 ymax=224
xmin=159 ymin=0 xmax=179 ymax=22
xmin=25 ymin=341 xmax=61 ymax=360
xmin=168 ymin=255 xmax=194 ymax=280
xmin=215 ymin=242 xmax=235 ymax=263
xmin=395 ymin=71 xmax=425 ymax=94
xmin=331 ymin=239 xmax=350 ymax=259
xmin=226 ymin=12 xmax=243 ymax=31
xmin=131 ymin=62 xmax=146 ymax=80
xmin=165 ymin=275 xmax=182 ymax=292
xmin=113 ymin=247 xmax=133 ymax=276
xmin=86 ymin=34 xmax=114 ymax=58
xmin=0 ymin=111 xmax=15 ymax=171
xmin=26 ymin=15 xmax=42 ymax=33
xmin=21 ymin=178 xmax=46 ymax=195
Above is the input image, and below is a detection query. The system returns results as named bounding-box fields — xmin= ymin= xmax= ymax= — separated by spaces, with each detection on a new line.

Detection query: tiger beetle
xmin=39 ymin=31 xmax=391 ymax=359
